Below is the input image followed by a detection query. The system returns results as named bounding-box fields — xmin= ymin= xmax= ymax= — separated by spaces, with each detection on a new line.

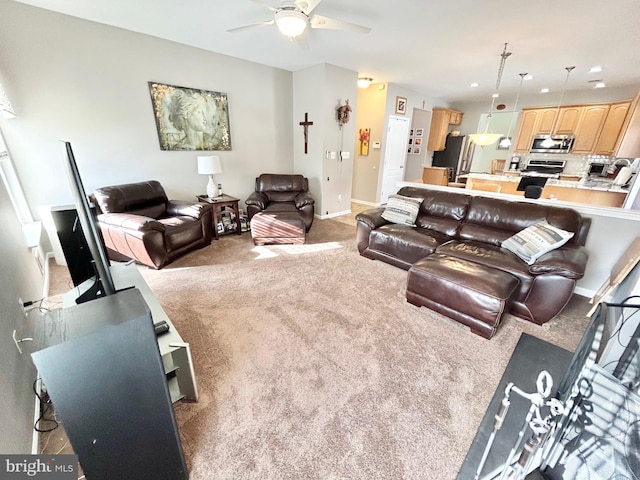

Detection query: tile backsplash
xmin=518 ymin=153 xmax=611 ymax=177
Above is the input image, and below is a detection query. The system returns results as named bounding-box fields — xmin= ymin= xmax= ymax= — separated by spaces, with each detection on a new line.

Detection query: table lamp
xmin=197 ymin=155 xmax=223 ymax=198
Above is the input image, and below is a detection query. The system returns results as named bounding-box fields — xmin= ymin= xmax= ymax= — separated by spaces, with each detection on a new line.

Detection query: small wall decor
xmin=299 ymin=112 xmax=314 ymax=154
xmin=148 ymin=81 xmax=231 ymax=151
xmin=337 ymin=100 xmax=352 ymax=126
xmin=358 ymin=128 xmax=370 ymax=155
xmin=395 ymin=96 xmax=407 ymax=115
xmin=415 ymin=128 xmax=424 ymax=137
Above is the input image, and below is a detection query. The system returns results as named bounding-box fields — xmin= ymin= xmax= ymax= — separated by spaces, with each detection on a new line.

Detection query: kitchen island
xmin=461 ymin=172 xmax=628 ymax=207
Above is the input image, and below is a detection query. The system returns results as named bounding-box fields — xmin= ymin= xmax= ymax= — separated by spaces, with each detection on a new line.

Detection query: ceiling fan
xmin=228 ymin=0 xmax=371 ymax=41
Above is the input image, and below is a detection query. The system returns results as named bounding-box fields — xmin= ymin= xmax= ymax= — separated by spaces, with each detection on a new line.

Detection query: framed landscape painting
xmin=148 ymin=82 xmax=232 ymax=151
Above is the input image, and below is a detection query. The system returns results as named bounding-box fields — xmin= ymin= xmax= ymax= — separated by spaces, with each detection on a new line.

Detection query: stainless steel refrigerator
xmin=432 ymin=134 xmax=474 ymax=182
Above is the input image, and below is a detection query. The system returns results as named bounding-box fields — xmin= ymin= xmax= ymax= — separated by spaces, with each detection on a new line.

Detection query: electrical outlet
xmin=338 ymin=194 xmax=342 ymax=203
xmin=18 ymin=297 xmax=27 ymax=317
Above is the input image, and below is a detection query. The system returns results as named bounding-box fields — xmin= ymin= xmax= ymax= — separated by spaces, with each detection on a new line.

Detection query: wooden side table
xmin=197 ymin=194 xmax=242 ymax=240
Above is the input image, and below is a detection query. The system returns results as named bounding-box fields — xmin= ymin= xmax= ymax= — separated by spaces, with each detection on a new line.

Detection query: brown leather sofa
xmin=245 ymin=174 xmax=315 ymax=232
xmin=92 ymin=180 xmax=213 ymax=269
xmin=356 ymin=186 xmax=591 ymax=329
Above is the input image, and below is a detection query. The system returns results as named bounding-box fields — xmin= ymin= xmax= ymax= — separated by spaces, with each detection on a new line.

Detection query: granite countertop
xmin=461 ymin=172 xmax=629 ymax=193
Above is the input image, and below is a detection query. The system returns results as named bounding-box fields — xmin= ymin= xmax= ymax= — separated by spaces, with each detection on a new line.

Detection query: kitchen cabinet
xmin=449 ymin=110 xmax=463 ymax=125
xmin=513 ymin=100 xmax=633 ymax=155
xmin=572 ymin=104 xmax=610 ymax=153
xmin=556 ymin=106 xmax=583 ymax=134
xmin=427 ymin=107 xmax=464 ymax=151
xmin=422 ymin=166 xmax=449 ymax=185
xmin=615 ymin=90 xmax=640 ymax=158
xmin=513 ymin=109 xmax=540 ymax=152
xmin=595 ymin=101 xmax=631 ymax=155
xmin=536 ymin=108 xmax=559 ymax=134
xmin=513 ymin=108 xmax=559 ymax=152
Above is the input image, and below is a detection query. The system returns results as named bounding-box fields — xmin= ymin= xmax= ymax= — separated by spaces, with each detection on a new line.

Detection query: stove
xmin=521 ymin=159 xmax=566 ymax=176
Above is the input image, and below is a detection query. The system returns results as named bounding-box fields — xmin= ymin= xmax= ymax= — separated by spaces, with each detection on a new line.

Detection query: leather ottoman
xmin=406 ymin=253 xmax=520 ymax=339
xmin=250 ymin=212 xmax=306 ymax=246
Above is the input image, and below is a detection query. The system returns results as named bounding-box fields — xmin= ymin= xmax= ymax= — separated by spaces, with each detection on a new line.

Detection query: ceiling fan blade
xmin=296 ymin=0 xmax=323 ymax=15
xmin=250 ymin=0 xmax=277 ymax=11
xmin=309 ymin=14 xmax=371 ymax=33
xmin=227 ymin=19 xmax=275 ymax=33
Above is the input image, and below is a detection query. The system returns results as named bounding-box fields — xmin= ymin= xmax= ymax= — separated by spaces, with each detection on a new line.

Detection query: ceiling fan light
xmin=275 ymin=10 xmax=308 ymax=38
xmin=469 ymin=133 xmax=502 ymax=146
xmin=358 ymin=77 xmax=373 ymax=88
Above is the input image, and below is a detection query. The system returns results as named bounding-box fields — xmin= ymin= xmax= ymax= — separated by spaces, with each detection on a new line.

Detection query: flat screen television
xmin=60 ymin=141 xmax=116 ymax=303
xmin=516 ymin=175 xmax=548 ymax=192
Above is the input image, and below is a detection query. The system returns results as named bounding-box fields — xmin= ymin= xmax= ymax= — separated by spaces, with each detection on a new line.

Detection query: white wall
xmin=293 ymin=64 xmax=357 ymax=217
xmin=0 ymin=1 xmax=293 ymax=219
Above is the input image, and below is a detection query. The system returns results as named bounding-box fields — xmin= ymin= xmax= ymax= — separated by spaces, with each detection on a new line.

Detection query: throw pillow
xmin=381 ymin=194 xmax=423 ymax=226
xmin=502 ymin=221 xmax=574 ymax=265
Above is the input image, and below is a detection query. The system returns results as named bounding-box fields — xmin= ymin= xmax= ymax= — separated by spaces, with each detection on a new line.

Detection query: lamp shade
xmin=275 ymin=10 xmax=308 ymax=38
xmin=468 ymin=133 xmax=502 ymax=146
xmin=197 ymin=155 xmax=223 ymax=175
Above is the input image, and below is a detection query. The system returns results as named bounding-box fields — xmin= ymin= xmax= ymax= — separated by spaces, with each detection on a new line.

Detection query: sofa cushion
xmin=397 ymin=186 xmax=470 ymax=237
xmin=381 ymin=194 xmax=423 ymax=226
xmin=93 ymin=180 xmax=168 ymax=217
xmin=501 ymin=221 xmax=574 ymax=265
xmin=370 ymin=224 xmax=452 ymax=265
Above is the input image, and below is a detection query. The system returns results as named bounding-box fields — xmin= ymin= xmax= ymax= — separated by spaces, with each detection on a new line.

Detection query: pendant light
xmin=540 ymin=66 xmax=575 ymax=148
xmin=498 ymin=72 xmax=528 ymax=149
xmin=469 ymin=43 xmax=512 ymax=147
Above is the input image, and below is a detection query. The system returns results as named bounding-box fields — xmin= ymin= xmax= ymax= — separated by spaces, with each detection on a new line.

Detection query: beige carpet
xmin=47 ymin=211 xmax=590 ymax=479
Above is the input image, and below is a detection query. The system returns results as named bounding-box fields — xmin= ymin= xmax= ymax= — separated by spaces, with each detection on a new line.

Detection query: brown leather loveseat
xmin=92 ymin=180 xmax=213 ymax=269
xmin=356 ymin=186 xmax=591 ymax=335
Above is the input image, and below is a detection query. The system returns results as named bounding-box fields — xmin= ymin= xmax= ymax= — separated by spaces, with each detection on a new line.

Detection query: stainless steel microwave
xmin=530 ymin=135 xmax=574 ymax=153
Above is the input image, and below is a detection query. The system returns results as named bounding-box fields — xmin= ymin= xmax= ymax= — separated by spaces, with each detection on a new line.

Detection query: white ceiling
xmin=12 ymin=0 xmax=640 ymax=103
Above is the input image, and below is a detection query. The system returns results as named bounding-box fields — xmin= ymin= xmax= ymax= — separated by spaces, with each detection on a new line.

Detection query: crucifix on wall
xmin=299 ymin=112 xmax=313 ymax=154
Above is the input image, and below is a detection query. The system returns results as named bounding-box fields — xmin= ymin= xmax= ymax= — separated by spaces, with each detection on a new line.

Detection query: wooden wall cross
xmin=299 ymin=112 xmax=313 ymax=154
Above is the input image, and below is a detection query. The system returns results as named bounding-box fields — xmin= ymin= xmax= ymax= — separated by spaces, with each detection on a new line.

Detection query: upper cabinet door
xmin=572 ymin=105 xmax=610 ymax=153
xmin=595 ymin=101 xmax=631 ymax=155
xmin=556 ymin=106 xmax=583 ymax=134
xmin=514 ymin=109 xmax=539 ymax=152
xmin=537 ymin=108 xmax=559 ymax=134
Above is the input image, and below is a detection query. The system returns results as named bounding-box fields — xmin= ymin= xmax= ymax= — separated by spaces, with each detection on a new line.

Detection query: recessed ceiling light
xmin=540 ymin=88 xmax=549 ymax=93
xmin=594 ymin=82 xmax=606 ymax=89
xmin=492 ymin=93 xmax=499 ymax=98
xmin=470 ymin=82 xmax=479 ymax=88
xmin=589 ymin=66 xmax=603 ymax=73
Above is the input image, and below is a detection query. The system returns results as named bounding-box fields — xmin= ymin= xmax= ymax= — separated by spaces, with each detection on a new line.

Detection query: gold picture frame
xmin=395 ymin=96 xmax=407 ymax=115
xmin=148 ymin=81 xmax=232 ymax=151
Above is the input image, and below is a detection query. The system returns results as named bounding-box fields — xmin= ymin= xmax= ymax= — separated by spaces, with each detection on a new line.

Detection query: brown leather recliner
xmin=245 ymin=174 xmax=315 ymax=231
xmin=92 ymin=180 xmax=213 ymax=269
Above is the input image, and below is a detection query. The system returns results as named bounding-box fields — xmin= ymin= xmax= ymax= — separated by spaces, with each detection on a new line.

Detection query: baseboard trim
xmin=317 ymin=209 xmax=351 ymax=220
xmin=574 ymin=286 xmax=595 ymax=298
xmin=351 ymin=198 xmax=382 ymax=207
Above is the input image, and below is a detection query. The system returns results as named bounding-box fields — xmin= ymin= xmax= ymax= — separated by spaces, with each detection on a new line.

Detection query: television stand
xmin=63 ymin=262 xmax=198 ymax=403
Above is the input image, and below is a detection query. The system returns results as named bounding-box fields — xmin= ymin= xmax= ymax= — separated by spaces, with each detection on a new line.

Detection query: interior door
xmin=380 ymin=115 xmax=411 ymax=203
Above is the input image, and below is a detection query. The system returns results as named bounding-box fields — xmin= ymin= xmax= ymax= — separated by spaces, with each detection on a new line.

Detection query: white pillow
xmin=502 ymin=221 xmax=574 ymax=265
xmin=381 ymin=194 xmax=423 ymax=226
